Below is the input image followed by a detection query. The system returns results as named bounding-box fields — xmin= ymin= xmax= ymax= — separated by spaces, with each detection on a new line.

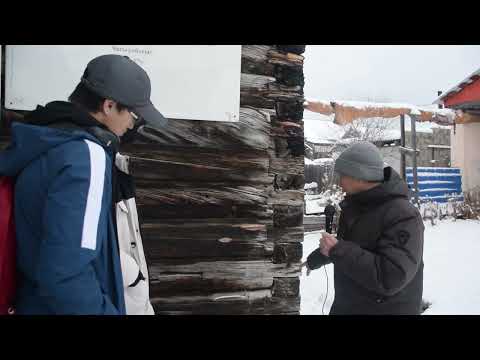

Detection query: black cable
xmin=322 ymin=264 xmax=329 ymax=315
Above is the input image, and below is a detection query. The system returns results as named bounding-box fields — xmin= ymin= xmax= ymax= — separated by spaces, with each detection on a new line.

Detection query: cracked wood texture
xmin=120 ymin=45 xmax=306 ymax=315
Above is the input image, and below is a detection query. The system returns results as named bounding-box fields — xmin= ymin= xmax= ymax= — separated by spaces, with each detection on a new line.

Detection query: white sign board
xmin=4 ymin=45 xmax=241 ymax=122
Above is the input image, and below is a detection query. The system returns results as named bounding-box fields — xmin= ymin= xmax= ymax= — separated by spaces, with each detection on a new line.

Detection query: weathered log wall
xmin=122 ymin=45 xmax=306 ymax=314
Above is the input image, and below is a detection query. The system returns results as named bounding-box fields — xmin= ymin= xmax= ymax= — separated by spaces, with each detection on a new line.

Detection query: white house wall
xmin=451 ymin=123 xmax=480 ymax=192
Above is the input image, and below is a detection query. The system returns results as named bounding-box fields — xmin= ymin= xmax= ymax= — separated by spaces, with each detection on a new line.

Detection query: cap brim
xmin=134 ymin=101 xmax=168 ymax=129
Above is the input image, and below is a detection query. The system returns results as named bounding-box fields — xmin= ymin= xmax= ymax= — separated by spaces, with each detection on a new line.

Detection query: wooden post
xmin=400 ymin=114 xmax=406 ymax=180
xmin=410 ymin=115 xmax=419 ymax=205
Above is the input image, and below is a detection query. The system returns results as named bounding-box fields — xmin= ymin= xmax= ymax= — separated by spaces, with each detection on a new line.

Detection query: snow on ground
xmin=305 ymin=201 xmax=325 ymax=215
xmin=300 ymin=218 xmax=480 ymax=315
xmin=422 ymin=219 xmax=480 ymax=315
xmin=300 ymin=232 xmax=335 ymax=315
xmin=304 ymin=182 xmax=318 ymax=190
xmin=305 ymin=188 xmax=344 ymax=215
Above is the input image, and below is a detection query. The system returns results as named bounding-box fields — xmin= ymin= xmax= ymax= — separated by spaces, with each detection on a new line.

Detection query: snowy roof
xmin=304 ymin=99 xmax=458 ymax=126
xmin=434 ymin=67 xmax=480 ymax=104
xmin=304 ymin=115 xmax=450 ymax=144
xmin=305 ymin=157 xmax=334 ymax=165
xmin=427 ymin=145 xmax=451 ymax=149
xmin=304 ymin=119 xmax=344 ymax=143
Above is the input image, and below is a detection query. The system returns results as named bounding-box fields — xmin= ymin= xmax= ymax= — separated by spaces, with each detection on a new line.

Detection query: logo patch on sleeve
xmin=397 ymin=230 xmax=410 ymax=245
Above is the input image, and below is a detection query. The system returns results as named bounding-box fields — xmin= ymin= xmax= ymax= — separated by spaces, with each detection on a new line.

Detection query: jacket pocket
xmin=119 ymin=250 xmax=150 ymax=314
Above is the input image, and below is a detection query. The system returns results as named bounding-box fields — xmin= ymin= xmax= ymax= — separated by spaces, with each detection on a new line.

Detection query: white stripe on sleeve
xmin=81 ymin=140 xmax=106 ymax=250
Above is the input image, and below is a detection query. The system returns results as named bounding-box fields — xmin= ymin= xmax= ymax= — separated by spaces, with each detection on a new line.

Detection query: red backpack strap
xmin=0 ymin=176 xmax=16 ymax=315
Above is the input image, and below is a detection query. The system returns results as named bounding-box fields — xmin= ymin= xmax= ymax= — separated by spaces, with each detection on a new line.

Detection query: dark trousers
xmin=325 ymin=216 xmax=334 ymax=233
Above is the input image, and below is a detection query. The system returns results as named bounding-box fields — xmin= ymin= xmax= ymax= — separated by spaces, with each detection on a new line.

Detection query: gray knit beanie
xmin=334 ymin=141 xmax=385 ymax=182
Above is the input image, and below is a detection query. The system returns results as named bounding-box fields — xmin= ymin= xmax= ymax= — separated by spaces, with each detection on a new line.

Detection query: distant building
xmin=304 ymin=117 xmax=451 ymax=176
xmin=435 ymin=67 xmax=480 ymax=193
xmin=305 ymin=139 xmax=334 ymax=159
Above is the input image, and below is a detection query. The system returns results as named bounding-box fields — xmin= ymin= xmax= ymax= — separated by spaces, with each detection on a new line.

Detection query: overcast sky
xmin=303 ymin=45 xmax=480 ymax=117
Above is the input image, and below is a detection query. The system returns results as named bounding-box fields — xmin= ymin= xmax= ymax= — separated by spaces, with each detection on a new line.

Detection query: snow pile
xmin=422 ymin=219 xmax=480 ymax=314
xmin=304 ymin=182 xmax=318 ymax=190
xmin=304 ymin=157 xmax=314 ymax=165
xmin=305 ymin=201 xmax=325 ymax=215
xmin=300 ymin=218 xmax=480 ymax=315
xmin=304 ymin=119 xmax=344 ymax=143
xmin=305 ymin=186 xmax=344 ymax=215
xmin=305 ymin=157 xmax=334 ymax=166
xmin=311 ymin=158 xmax=334 ymax=165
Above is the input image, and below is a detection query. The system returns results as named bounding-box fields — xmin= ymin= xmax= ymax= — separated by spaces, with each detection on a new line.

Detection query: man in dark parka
xmin=302 ymin=141 xmax=424 ymax=315
xmin=323 ymin=199 xmax=336 ymax=234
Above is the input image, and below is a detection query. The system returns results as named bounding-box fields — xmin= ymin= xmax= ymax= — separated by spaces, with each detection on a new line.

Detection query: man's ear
xmin=102 ymin=99 xmax=115 ymax=115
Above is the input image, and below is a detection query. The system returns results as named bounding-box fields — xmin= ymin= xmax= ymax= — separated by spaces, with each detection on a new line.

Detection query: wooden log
xmin=271 ymin=127 xmax=304 ymax=158
xmin=286 ymin=135 xmax=305 ymax=157
xmin=135 ymin=184 xmax=268 ymax=207
xmin=141 ymin=220 xmax=272 ymax=260
xmin=268 ymin=226 xmax=304 ymax=243
xmin=242 ymin=45 xmax=305 ymax=78
xmin=242 ymin=58 xmax=275 ymax=77
xmin=265 ymin=90 xmax=304 ymax=103
xmin=271 ymin=121 xmax=303 ymax=138
xmin=136 ymin=107 xmax=271 ymax=151
xmin=268 ymin=83 xmax=303 ymax=94
xmin=135 ymin=184 xmax=270 ymax=221
xmin=123 ymin=146 xmax=272 ymax=185
xmin=242 ymin=45 xmax=303 ymax=69
xmin=273 ymin=174 xmax=304 ymax=191
xmin=273 ymin=204 xmax=304 ymax=228
xmin=241 ymin=45 xmax=272 ymax=62
xmin=275 ymin=45 xmax=306 ymax=55
xmin=268 ymin=190 xmax=304 ymax=206
xmin=269 ymin=150 xmax=305 ymax=175
xmin=240 ymin=74 xmax=303 ymax=103
xmin=272 ymin=277 xmax=300 ymax=297
xmin=137 ymin=203 xmax=271 ymax=221
xmin=272 ymin=136 xmax=304 ymax=159
xmin=151 ymin=289 xmax=300 ymax=315
xmin=240 ymin=93 xmax=276 ymax=109
xmin=241 ymin=73 xmax=277 ymax=91
xmin=274 ymin=65 xmax=304 ymax=87
xmin=149 ymin=259 xmax=301 ymax=280
xmin=123 ymin=144 xmax=269 ymax=171
xmin=269 ymin=49 xmax=305 ymax=67
xmin=272 ymin=242 xmax=303 ymax=264
xmin=150 ymin=275 xmax=274 ymax=298
xmin=276 ymin=101 xmax=305 ymax=122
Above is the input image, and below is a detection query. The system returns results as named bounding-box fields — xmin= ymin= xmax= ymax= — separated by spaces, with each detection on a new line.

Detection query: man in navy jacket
xmin=0 ymin=55 xmax=167 ymax=314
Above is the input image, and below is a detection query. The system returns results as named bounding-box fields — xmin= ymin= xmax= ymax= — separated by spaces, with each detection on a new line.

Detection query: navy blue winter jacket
xmin=0 ymin=102 xmax=126 ymax=315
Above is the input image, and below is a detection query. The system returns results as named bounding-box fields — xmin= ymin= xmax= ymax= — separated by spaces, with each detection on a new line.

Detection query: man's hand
xmin=319 ymin=232 xmax=338 ymax=257
xmin=300 ymin=261 xmax=311 ymax=276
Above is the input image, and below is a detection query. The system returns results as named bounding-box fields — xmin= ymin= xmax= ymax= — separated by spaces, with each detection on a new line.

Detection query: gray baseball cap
xmin=80 ymin=54 xmax=167 ymax=129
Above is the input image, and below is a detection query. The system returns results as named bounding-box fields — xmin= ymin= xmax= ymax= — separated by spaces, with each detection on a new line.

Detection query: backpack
xmin=0 ymin=176 xmax=16 ymax=315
